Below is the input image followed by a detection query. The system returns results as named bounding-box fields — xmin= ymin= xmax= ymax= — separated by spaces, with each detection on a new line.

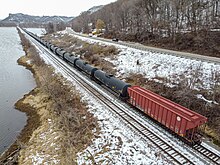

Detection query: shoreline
xmin=1 ymin=29 xmax=98 ymax=164
xmin=0 ymin=56 xmax=40 ymax=164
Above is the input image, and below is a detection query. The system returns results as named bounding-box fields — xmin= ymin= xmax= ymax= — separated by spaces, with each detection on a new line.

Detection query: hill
xmin=0 ymin=13 xmax=74 ymax=27
xmin=87 ymin=5 xmax=103 ymax=14
xmin=71 ymin=0 xmax=220 ymax=58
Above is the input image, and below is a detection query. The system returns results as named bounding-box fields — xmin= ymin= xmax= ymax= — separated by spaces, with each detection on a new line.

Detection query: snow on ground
xmin=31 ymin=41 xmax=169 ymax=164
xmin=27 ymin=118 xmax=61 ymax=165
xmin=26 ymin=28 xmax=46 ymax=37
xmin=29 ymin=37 xmax=207 ymax=164
xmin=76 ymin=90 xmax=167 ymax=164
xmin=23 ymin=30 xmax=220 ymax=164
xmin=19 ymin=92 xmax=62 ymax=164
xmin=27 ymin=38 xmax=168 ymax=163
xmin=63 ymin=30 xmax=220 ymax=104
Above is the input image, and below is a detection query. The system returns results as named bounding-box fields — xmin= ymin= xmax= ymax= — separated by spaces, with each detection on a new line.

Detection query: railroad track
xmin=23 ymin=29 xmax=220 ymax=165
xmin=66 ymin=28 xmax=220 ymax=64
xmin=193 ymin=144 xmax=220 ymax=164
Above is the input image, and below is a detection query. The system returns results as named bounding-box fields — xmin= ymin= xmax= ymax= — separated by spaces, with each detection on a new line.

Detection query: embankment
xmin=0 ymin=28 xmax=98 ymax=164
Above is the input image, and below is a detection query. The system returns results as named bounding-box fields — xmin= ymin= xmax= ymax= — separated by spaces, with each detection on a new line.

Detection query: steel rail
xmin=193 ymin=144 xmax=220 ymax=164
xmin=23 ymin=30 xmax=197 ymax=165
xmin=23 ymin=29 xmax=220 ymax=164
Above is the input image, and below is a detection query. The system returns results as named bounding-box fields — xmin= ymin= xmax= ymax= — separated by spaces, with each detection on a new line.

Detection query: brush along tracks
xmin=24 ymin=29 xmax=220 ymax=165
xmin=67 ymin=29 xmax=220 ymax=64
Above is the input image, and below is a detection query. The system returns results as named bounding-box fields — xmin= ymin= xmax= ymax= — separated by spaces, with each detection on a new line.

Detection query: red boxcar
xmin=128 ymin=86 xmax=207 ymax=143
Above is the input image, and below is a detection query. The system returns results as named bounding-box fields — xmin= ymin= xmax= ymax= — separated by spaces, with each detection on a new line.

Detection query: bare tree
xmin=71 ymin=0 xmax=220 ymax=44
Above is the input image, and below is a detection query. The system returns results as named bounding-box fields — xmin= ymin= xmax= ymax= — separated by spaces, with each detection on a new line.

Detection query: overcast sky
xmin=0 ymin=0 xmax=116 ymax=19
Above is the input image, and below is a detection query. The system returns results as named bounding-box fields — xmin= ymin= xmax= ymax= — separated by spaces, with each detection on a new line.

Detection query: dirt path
xmin=67 ymin=29 xmax=220 ymax=64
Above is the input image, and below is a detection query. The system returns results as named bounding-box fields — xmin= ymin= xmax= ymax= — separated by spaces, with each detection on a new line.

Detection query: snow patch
xmin=64 ymin=30 xmax=220 ymax=105
xmin=25 ymin=31 xmax=217 ymax=164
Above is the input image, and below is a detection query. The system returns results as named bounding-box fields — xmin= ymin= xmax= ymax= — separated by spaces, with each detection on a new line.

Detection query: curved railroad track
xmin=23 ymin=29 xmax=220 ymax=165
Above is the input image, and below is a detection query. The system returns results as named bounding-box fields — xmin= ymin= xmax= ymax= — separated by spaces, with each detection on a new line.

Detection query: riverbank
xmin=0 ymin=29 xmax=99 ymax=164
xmin=0 ymin=55 xmax=68 ymax=164
xmin=0 ymin=56 xmax=40 ymax=164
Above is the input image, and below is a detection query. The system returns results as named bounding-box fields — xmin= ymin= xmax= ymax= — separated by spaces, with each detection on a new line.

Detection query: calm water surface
xmin=0 ymin=27 xmax=36 ymax=154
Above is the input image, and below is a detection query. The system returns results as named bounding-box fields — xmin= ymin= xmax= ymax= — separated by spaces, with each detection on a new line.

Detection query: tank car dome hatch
xmin=94 ymin=70 xmax=130 ymax=98
xmin=105 ymin=73 xmax=113 ymax=78
xmin=56 ymin=48 xmax=66 ymax=57
xmin=75 ymin=59 xmax=98 ymax=77
xmin=51 ymin=46 xmax=59 ymax=54
xmin=50 ymin=44 xmax=55 ymax=51
xmin=63 ymin=53 xmax=79 ymax=66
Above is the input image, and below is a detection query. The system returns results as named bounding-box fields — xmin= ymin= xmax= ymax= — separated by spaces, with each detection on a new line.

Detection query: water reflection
xmin=0 ymin=27 xmax=36 ymax=154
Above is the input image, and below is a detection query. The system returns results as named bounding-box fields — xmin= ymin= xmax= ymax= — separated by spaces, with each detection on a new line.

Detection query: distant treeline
xmin=0 ymin=22 xmax=17 ymax=27
xmin=0 ymin=22 xmax=66 ymax=34
xmin=0 ymin=22 xmax=45 ymax=28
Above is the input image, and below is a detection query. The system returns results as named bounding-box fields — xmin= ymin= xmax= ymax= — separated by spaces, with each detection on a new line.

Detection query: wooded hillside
xmin=72 ymin=0 xmax=220 ymax=57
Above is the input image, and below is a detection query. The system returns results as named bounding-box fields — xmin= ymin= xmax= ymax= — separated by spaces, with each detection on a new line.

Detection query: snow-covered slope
xmin=66 ymin=31 xmax=220 ymax=90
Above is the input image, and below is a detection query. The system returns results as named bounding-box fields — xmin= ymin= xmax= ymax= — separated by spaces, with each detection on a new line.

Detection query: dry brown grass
xmin=2 ymin=29 xmax=100 ymax=164
xmin=42 ymin=31 xmax=220 ymax=146
xmin=42 ymin=33 xmax=119 ymax=74
xmin=17 ymin=28 xmax=31 ymax=51
xmin=29 ymin=41 xmax=99 ymax=164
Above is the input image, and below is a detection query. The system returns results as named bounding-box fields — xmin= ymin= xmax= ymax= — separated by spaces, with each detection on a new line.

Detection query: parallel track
xmin=193 ymin=144 xmax=220 ymax=164
xmin=23 ymin=29 xmax=220 ymax=165
xmin=67 ymin=29 xmax=220 ymax=64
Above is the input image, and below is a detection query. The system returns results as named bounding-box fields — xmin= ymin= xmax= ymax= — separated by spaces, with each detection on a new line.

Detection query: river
xmin=0 ymin=27 xmax=36 ymax=154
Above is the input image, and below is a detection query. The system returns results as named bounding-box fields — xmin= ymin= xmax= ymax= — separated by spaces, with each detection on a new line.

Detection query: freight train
xmin=23 ymin=29 xmax=207 ymax=145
